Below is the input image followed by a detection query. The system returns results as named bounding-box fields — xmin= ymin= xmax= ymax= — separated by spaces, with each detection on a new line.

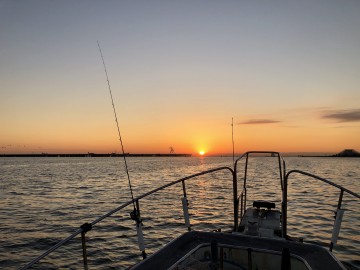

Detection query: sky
xmin=1 ymin=0 xmax=360 ymax=155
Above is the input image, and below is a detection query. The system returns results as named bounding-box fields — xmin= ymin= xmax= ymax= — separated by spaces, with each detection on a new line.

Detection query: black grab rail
xmin=20 ymin=166 xmax=234 ymax=270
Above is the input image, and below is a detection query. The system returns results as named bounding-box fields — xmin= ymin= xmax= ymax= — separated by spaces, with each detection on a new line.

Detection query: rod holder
xmin=81 ymin=231 xmax=89 ymax=270
xmin=182 ymin=197 xmax=191 ymax=231
xmin=80 ymin=223 xmax=92 ymax=270
xmin=330 ymin=209 xmax=345 ymax=252
xmin=136 ymin=222 xmax=146 ymax=256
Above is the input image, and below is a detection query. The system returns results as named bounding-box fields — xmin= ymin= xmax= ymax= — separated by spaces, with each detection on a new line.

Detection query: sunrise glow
xmin=0 ymin=2 xmax=359 ymax=156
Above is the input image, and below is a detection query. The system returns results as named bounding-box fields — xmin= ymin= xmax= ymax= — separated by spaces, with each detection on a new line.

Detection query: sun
xmin=199 ymin=151 xmax=205 ymax=156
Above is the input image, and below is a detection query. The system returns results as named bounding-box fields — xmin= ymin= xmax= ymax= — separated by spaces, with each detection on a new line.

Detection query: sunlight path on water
xmin=0 ymin=156 xmax=359 ymax=269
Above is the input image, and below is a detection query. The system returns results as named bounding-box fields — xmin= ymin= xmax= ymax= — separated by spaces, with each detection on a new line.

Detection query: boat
xmin=20 ymin=151 xmax=359 ymax=270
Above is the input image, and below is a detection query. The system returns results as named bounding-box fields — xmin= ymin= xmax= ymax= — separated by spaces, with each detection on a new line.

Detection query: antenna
xmin=232 ymin=117 xmax=235 ymax=164
xmin=97 ymin=41 xmax=136 ymax=210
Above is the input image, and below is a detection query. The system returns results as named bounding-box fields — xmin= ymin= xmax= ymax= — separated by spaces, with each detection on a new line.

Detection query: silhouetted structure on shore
xmin=333 ymin=149 xmax=360 ymax=157
xmin=297 ymin=149 xmax=360 ymax=158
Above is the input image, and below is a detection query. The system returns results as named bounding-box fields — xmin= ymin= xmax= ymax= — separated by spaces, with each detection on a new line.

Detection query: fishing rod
xmin=97 ymin=41 xmax=146 ymax=259
xmin=96 ymin=41 xmax=136 ymax=211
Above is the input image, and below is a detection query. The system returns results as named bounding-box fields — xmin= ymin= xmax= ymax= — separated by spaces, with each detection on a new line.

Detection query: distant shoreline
xmin=0 ymin=153 xmax=192 ymax=157
xmin=298 ymin=155 xmax=360 ymax=158
xmin=1 ymin=154 xmax=359 ymax=158
xmin=1 ymin=149 xmax=359 ymax=158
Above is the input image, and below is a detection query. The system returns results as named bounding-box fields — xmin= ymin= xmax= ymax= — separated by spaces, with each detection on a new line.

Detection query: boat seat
xmin=253 ymin=200 xmax=275 ymax=209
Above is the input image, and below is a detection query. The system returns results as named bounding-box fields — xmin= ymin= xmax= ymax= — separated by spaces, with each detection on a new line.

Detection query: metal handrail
xmin=282 ymin=169 xmax=360 ymax=250
xmin=20 ymin=166 xmax=234 ymax=270
xmin=234 ymin=151 xmax=286 ymax=225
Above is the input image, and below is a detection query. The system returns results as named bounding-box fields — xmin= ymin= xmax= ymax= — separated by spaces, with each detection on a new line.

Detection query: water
xmin=0 ymin=156 xmax=359 ymax=269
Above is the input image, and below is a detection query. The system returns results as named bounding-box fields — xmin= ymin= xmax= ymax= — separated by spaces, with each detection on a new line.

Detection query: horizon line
xmin=2 ymin=150 xmax=357 ymax=158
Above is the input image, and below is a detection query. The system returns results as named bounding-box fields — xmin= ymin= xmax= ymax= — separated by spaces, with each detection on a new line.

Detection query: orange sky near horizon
xmin=1 ymin=1 xmax=360 ymax=155
xmin=1 ymin=112 xmax=359 ymax=155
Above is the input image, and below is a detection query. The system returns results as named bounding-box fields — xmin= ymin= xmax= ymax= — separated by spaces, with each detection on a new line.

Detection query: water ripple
xmin=0 ymin=156 xmax=359 ymax=269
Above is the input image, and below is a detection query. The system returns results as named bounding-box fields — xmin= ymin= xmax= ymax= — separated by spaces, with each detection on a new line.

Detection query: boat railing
xmin=282 ymin=169 xmax=360 ymax=251
xmin=20 ymin=166 xmax=234 ymax=270
xmin=234 ymin=151 xmax=286 ymax=226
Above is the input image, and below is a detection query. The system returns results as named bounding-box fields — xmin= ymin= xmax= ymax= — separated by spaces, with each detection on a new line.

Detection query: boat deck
xmin=132 ymin=231 xmax=345 ymax=270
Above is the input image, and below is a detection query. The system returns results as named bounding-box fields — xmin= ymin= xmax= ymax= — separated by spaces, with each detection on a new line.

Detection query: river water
xmin=0 ymin=156 xmax=359 ymax=269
